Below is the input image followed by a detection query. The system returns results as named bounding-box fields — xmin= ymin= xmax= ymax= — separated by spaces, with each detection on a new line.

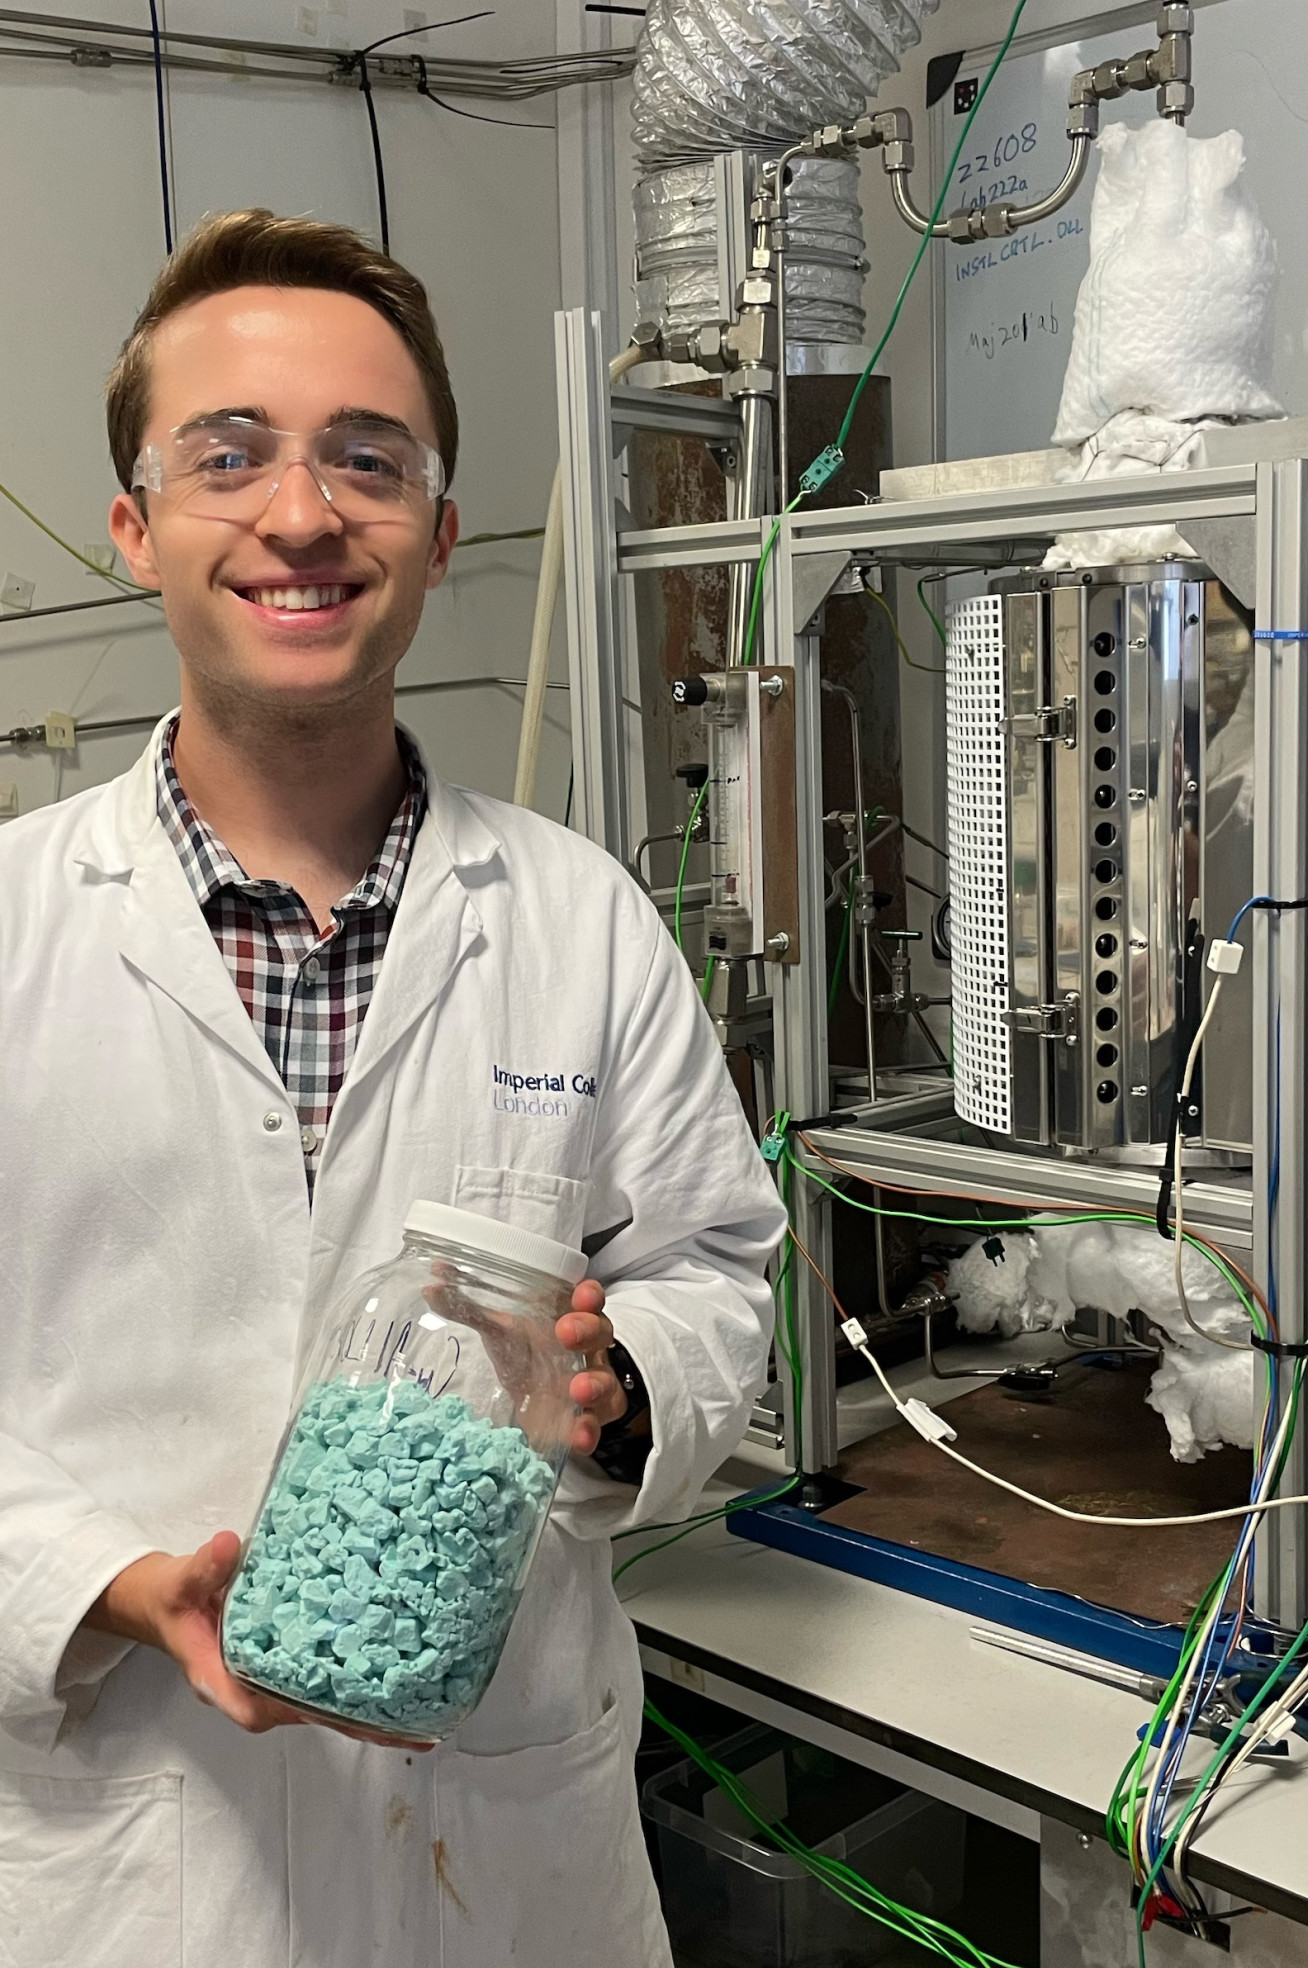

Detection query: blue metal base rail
xmin=728 ymin=1495 xmax=1205 ymax=1679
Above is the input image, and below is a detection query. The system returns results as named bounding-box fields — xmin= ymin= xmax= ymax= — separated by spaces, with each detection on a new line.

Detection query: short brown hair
xmin=105 ymin=208 xmax=458 ymax=491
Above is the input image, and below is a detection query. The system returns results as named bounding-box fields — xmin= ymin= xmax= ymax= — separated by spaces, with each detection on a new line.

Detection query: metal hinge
xmin=1001 ymin=994 xmax=1080 ymax=1042
xmin=1004 ymin=696 xmax=1077 ymax=747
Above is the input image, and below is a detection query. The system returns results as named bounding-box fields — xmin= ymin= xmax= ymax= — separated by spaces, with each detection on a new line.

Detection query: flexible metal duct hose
xmin=631 ymin=0 xmax=939 ymax=169
xmin=634 ymin=155 xmax=868 ymax=342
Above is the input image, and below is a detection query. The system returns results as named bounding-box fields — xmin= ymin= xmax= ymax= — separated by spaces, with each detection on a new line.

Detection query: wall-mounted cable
xmin=355 ymin=53 xmax=389 ymax=253
xmin=145 ymin=0 xmax=172 ymax=254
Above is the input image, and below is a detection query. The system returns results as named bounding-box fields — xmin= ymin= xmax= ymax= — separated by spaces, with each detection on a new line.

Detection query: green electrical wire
xmin=1108 ymin=1359 xmax=1305 ymax=1936
xmin=743 ymin=491 xmax=805 ymax=666
xmin=0 ymin=478 xmax=152 ymax=595
xmin=785 ymin=1148 xmax=1268 ymax=1336
xmin=828 ymin=889 xmax=853 ymax=1018
xmin=700 ymin=955 xmax=717 ymax=1001
xmin=832 ymin=0 xmax=1030 ymax=461
xmin=917 ymin=574 xmax=950 ymax=650
xmin=866 ymin=583 xmax=945 ymax=676
xmin=452 ymin=525 xmax=546 ymax=550
xmin=673 ymin=778 xmax=712 ymax=952
xmin=738 ymin=0 xmax=1031 ymax=669
xmin=642 ymin=1696 xmax=1023 ymax=1968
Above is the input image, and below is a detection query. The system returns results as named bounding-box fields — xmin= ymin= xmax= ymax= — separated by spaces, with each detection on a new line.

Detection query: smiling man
xmin=0 ymin=211 xmax=785 ymax=1968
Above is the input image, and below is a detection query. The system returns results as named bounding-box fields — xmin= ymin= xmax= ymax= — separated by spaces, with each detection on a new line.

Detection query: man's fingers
xmin=571 ymin=1412 xmax=603 ymax=1456
xmin=184 ymin=1530 xmax=243 ymax=1604
xmin=569 ymin=1279 xmax=606 ymax=1317
xmin=556 ymin=1310 xmax=614 ymax=1355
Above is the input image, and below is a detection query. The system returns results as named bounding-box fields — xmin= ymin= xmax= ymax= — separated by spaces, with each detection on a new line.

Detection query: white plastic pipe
xmin=513 ymin=343 xmax=646 ymax=811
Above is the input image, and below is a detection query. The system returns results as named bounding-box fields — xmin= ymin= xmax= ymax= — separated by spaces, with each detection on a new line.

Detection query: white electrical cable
xmin=1172 ymin=1653 xmax=1308 ymax=1881
xmin=841 ymin=1320 xmax=1307 ymax=1530
xmin=513 ymin=342 xmax=646 ymax=811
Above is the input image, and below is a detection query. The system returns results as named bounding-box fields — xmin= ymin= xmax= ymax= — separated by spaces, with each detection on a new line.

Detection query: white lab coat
xmin=0 ymin=723 xmax=785 ymax=1968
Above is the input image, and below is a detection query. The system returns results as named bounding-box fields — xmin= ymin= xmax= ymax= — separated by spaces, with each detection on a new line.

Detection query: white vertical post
xmin=555 ymin=308 xmax=629 ymax=861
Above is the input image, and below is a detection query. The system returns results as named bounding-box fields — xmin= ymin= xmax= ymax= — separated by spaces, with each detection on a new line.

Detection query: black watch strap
xmin=592 ymin=1339 xmax=653 ymax=1485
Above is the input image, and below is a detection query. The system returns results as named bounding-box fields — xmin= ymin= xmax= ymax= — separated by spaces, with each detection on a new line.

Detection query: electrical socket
xmin=0 ymin=573 xmax=34 ymax=613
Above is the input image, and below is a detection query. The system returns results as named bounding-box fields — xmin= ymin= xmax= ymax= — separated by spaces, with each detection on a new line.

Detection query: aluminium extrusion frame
xmin=553 ymin=315 xmax=1306 ymax=1627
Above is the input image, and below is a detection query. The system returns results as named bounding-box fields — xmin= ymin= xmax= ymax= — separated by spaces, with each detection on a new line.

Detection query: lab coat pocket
xmin=452 ymin=1164 xmax=588 ymax=1250
xmin=0 ymin=1768 xmax=182 ymax=1968
xmin=433 ymin=1696 xmax=669 ymax=1968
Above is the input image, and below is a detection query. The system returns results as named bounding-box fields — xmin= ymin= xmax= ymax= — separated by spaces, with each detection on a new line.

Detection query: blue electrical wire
xmin=1227 ymin=895 xmax=1274 ymax=943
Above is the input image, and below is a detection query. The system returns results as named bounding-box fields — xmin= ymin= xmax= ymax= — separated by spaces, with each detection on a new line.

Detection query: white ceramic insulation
xmin=631 ymin=0 xmax=939 ymax=169
xmin=947 ymin=1218 xmax=1257 ymax=1463
xmin=1047 ymin=120 xmax=1282 ymax=569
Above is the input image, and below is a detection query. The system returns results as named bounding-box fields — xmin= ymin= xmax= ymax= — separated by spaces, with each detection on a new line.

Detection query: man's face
xmin=109 ymin=285 xmax=458 ymax=712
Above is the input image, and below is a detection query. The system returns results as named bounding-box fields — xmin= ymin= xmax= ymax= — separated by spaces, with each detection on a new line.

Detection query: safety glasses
xmin=132 ymin=414 xmax=446 ymax=524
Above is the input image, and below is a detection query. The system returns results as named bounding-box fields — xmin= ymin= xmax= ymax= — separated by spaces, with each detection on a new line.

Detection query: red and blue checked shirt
xmin=155 ymin=716 xmax=426 ymax=1200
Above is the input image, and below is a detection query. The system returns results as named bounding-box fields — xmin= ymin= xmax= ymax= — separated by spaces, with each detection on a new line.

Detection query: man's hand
xmin=84 ymin=1533 xmax=426 ymax=1749
xmin=556 ymin=1278 xmax=630 ymax=1455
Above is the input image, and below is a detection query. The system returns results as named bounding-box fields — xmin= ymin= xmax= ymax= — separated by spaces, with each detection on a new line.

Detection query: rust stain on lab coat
xmin=385 ymin=1796 xmax=413 ymax=1837
xmin=432 ymin=1838 xmax=470 ymax=1917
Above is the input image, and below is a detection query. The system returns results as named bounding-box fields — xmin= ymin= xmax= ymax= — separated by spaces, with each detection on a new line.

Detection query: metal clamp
xmin=1003 ymin=696 xmax=1077 ymax=748
xmin=1001 ymin=995 xmax=1081 ymax=1043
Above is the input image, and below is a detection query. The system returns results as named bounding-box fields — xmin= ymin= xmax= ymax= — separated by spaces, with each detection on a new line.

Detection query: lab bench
xmin=620 ymin=1476 xmax=1308 ymax=1945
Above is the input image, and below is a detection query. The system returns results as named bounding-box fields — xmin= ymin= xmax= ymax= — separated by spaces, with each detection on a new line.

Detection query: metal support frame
xmin=767 ymin=522 xmax=838 ymax=1472
xmin=552 ymin=322 xmax=1304 ymax=1622
xmin=1252 ymin=460 xmax=1308 ymax=1625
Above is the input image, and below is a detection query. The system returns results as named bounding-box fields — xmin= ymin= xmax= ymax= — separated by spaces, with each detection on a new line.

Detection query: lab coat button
xmin=263 ymin=1112 xmax=283 ymax=1133
xmin=303 ymin=958 xmax=321 ymax=984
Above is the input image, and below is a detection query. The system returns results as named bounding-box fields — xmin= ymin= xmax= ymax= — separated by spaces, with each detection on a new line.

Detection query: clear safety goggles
xmin=131 ymin=415 xmax=446 ymax=523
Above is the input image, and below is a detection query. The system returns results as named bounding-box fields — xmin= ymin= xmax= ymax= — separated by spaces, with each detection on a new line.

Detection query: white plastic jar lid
xmin=403 ymin=1199 xmax=587 ymax=1288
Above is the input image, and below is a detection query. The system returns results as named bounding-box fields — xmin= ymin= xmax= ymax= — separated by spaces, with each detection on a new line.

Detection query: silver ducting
xmin=631 ymin=0 xmax=939 ymax=169
xmin=634 ymin=155 xmax=868 ymax=343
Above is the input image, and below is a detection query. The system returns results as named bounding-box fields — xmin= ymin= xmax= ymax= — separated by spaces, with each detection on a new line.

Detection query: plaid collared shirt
xmin=155 ymin=717 xmax=427 ymax=1200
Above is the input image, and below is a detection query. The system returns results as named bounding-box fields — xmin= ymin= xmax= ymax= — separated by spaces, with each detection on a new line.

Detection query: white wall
xmin=0 ymin=0 xmax=571 ymax=821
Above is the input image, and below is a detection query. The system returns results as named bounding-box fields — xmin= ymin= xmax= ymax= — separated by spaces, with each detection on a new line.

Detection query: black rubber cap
xmin=671 ymin=675 xmax=709 ymax=707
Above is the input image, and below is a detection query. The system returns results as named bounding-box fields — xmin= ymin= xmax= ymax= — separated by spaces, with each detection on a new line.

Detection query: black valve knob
xmin=671 ymin=676 xmax=709 ymax=707
xmin=675 ymin=763 xmax=709 ymax=792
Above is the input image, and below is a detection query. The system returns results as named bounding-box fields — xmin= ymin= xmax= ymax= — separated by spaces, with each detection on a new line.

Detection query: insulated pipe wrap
xmin=632 ymin=0 xmax=939 ymax=168
xmin=634 ymin=155 xmax=868 ymax=341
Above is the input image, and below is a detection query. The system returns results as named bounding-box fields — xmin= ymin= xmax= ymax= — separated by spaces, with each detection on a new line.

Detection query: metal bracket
xmin=1002 ymin=995 xmax=1081 ymax=1043
xmin=1005 ymin=696 xmax=1077 ymax=748
xmin=1182 ymin=515 xmax=1256 ymax=611
xmin=792 ymin=550 xmax=854 ymax=634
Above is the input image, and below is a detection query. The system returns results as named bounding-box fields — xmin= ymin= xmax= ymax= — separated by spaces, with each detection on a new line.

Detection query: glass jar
xmin=221 ymin=1201 xmax=585 ymax=1742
